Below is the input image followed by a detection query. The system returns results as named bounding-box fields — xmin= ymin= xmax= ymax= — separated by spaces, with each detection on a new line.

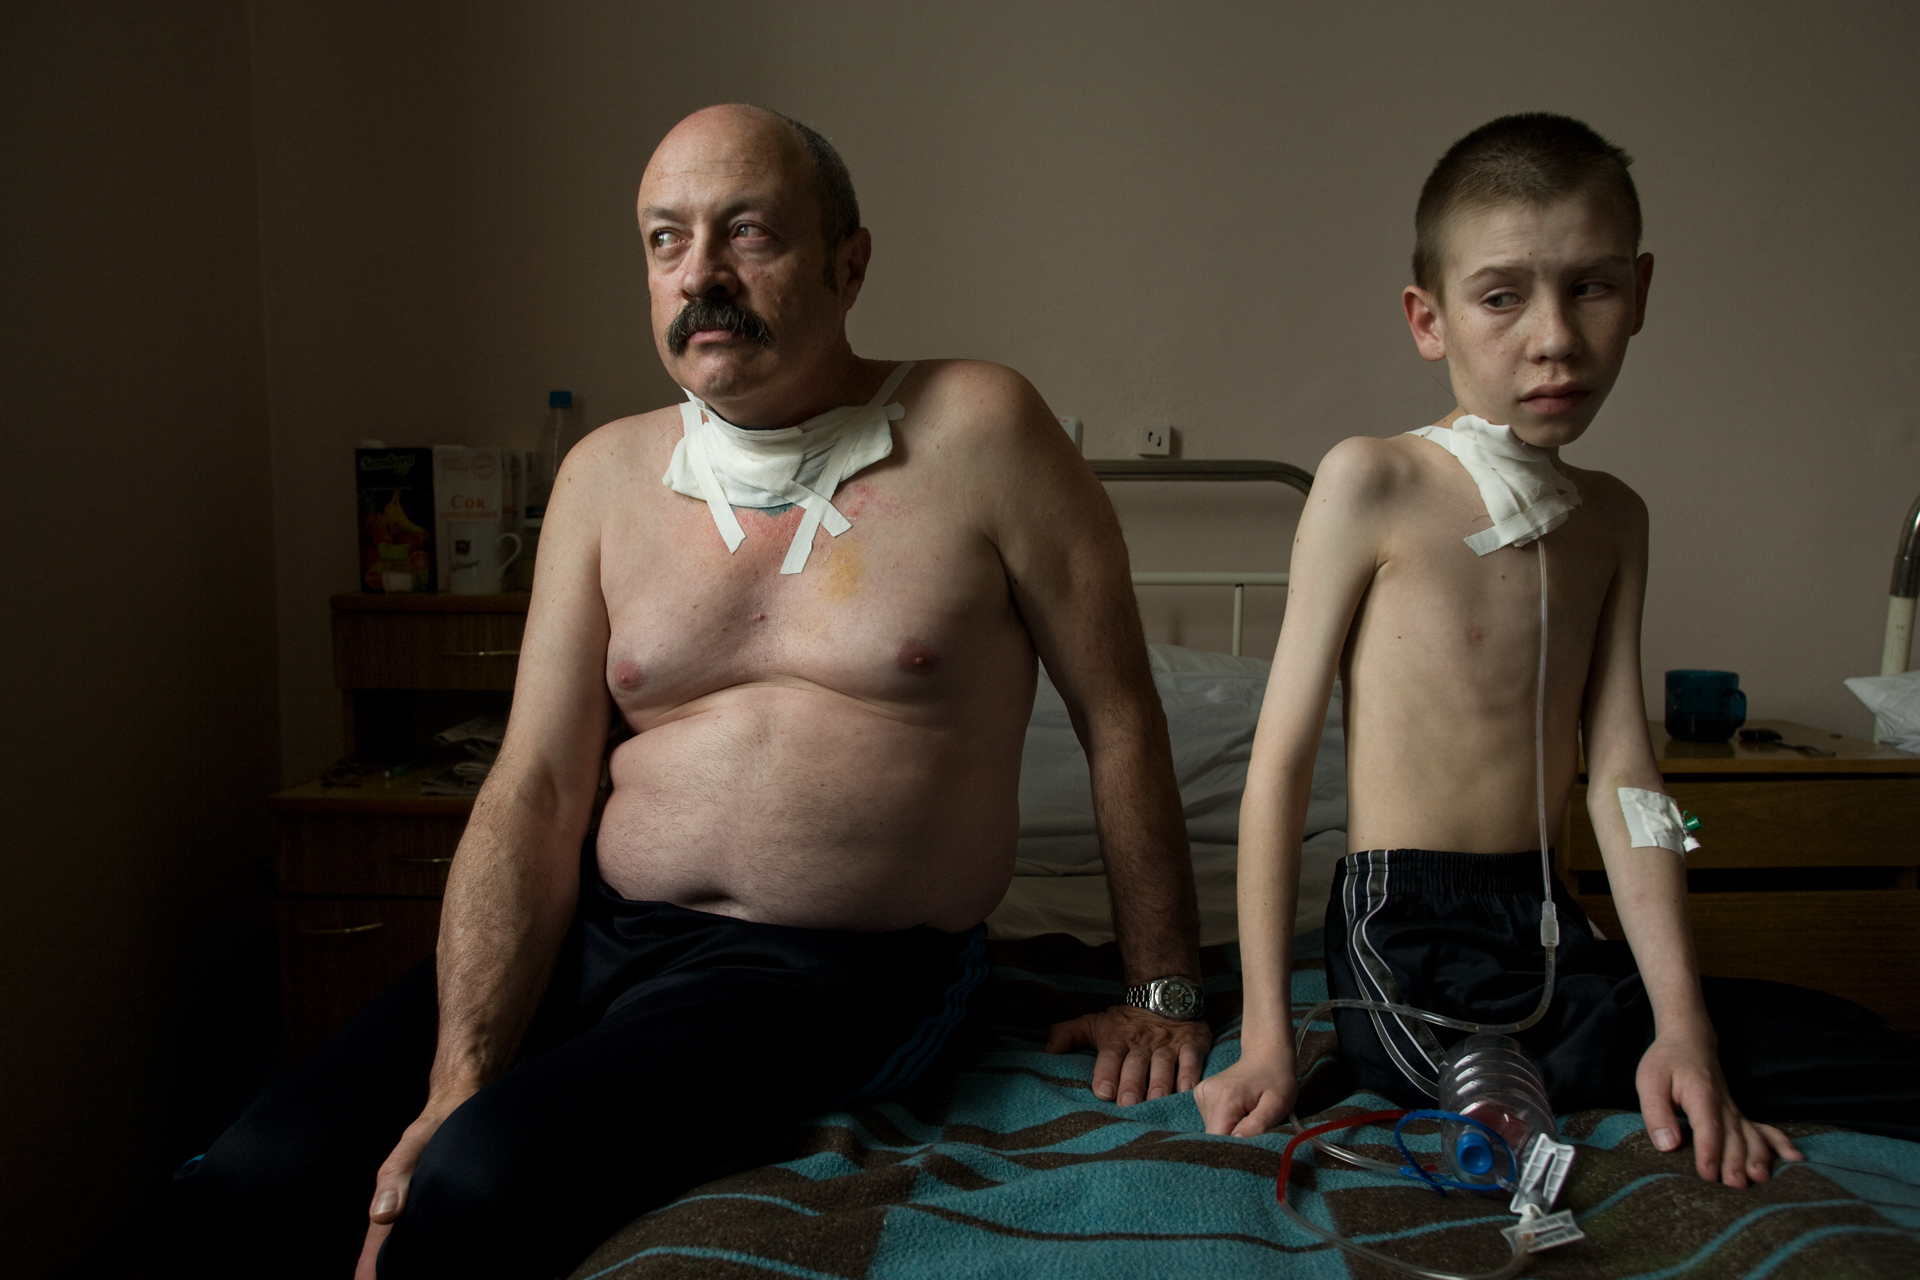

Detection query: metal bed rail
xmin=1128 ymin=571 xmax=1288 ymax=657
xmin=1091 ymin=458 xmax=1311 ymax=657
xmin=1090 ymin=458 xmax=1314 ymax=495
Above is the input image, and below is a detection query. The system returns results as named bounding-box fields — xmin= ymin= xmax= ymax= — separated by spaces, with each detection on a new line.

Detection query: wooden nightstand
xmin=268 ymin=593 xmax=526 ymax=1062
xmin=1561 ymin=719 xmax=1920 ymax=1032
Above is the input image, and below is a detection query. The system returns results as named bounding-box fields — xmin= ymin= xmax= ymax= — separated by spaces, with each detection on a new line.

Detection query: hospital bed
xmin=567 ymin=462 xmax=1920 ymax=1280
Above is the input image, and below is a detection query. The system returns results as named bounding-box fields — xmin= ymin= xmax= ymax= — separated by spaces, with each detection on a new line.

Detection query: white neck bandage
xmin=663 ymin=361 xmax=916 ymax=575
xmin=1408 ymin=416 xmax=1581 ymax=556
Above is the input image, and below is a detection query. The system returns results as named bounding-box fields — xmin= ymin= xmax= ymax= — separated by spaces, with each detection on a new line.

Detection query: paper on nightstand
xmin=1844 ymin=670 xmax=1920 ymax=750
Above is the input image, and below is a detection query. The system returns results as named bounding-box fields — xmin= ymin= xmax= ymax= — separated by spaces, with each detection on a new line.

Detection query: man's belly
xmin=596 ymin=685 xmax=1022 ymax=932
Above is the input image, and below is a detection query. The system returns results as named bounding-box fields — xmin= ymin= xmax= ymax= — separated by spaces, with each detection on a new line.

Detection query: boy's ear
xmin=1403 ymin=284 xmax=1448 ymax=362
xmin=1630 ymin=252 xmax=1654 ymax=336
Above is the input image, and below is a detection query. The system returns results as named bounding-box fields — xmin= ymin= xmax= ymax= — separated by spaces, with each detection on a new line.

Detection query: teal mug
xmin=1665 ymin=670 xmax=1747 ymax=743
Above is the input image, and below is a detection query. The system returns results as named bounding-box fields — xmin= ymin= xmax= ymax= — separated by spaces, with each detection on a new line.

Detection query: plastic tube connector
xmin=1539 ymin=901 xmax=1560 ymax=947
xmin=1456 ymin=1130 xmax=1496 ymax=1175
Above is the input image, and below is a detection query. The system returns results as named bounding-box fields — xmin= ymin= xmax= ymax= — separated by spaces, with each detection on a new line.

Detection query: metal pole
xmin=1883 ymin=492 xmax=1920 ymax=676
xmin=1232 ymin=583 xmax=1245 ymax=658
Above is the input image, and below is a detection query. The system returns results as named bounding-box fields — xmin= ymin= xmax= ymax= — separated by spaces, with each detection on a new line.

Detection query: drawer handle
xmin=395 ymin=856 xmax=455 ymax=865
xmin=443 ymin=649 xmax=520 ymax=658
xmin=299 ymin=921 xmax=387 ymax=936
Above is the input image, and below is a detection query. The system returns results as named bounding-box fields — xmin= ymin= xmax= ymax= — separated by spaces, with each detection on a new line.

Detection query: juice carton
xmin=355 ymin=447 xmax=436 ymax=592
xmin=434 ymin=446 xmax=514 ymax=593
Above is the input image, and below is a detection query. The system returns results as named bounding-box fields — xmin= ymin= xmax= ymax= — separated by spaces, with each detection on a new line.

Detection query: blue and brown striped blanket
xmin=571 ymin=935 xmax=1920 ymax=1279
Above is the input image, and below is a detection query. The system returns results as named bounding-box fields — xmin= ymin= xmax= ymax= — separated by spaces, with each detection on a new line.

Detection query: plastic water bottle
xmin=532 ymin=390 xmax=583 ymax=507
xmin=1437 ymin=1033 xmax=1558 ymax=1190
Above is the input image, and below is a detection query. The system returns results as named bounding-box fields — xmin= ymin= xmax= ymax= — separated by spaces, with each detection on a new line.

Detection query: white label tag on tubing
xmin=1509 ymin=1135 xmax=1577 ymax=1213
xmin=1503 ymin=1206 xmax=1584 ymax=1254
xmin=1618 ymin=787 xmax=1688 ymax=855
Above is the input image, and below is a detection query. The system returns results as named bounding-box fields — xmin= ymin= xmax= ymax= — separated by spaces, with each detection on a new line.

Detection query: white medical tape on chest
xmin=1408 ymin=416 xmax=1581 ymax=556
xmin=1617 ymin=787 xmax=1689 ymax=856
xmin=664 ymin=361 xmax=915 ymax=575
xmin=677 ymin=410 xmax=748 ymax=553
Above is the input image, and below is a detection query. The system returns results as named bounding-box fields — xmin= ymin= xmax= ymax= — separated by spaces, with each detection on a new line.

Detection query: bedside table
xmin=1561 ymin=719 xmax=1920 ymax=1033
xmin=269 ymin=593 xmax=526 ymax=1062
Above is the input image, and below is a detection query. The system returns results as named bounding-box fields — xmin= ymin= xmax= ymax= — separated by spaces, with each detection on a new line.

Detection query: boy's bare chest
xmin=597 ymin=472 xmax=1020 ymax=725
xmin=1360 ymin=486 xmax=1618 ymax=686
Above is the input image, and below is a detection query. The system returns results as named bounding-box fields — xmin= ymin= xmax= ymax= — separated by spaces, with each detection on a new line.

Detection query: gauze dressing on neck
xmin=664 ymin=361 xmax=916 ymax=575
xmin=1409 ymin=416 xmax=1581 ymax=556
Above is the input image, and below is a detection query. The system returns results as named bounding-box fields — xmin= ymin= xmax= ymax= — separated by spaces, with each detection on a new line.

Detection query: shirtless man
xmin=169 ymin=105 xmax=1208 ymax=1279
xmin=1196 ymin=114 xmax=1918 ymax=1183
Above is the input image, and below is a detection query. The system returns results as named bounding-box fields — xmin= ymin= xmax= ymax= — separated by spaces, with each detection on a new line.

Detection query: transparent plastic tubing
xmin=1271 ymin=541 xmax=1561 ymax=1280
xmin=1275 ymin=1112 xmax=1531 ymax=1280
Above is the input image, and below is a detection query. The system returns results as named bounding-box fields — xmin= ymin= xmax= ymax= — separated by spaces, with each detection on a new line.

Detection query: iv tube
xmin=1274 ymin=540 xmax=1565 ymax=1279
xmin=1274 ymin=1112 xmax=1534 ymax=1280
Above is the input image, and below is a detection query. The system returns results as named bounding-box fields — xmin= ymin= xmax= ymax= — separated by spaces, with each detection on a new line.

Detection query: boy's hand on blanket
xmin=1194 ymin=1055 xmax=1297 ymax=1137
xmin=1636 ymin=1033 xmax=1804 ymax=1188
xmin=1045 ymin=1006 xmax=1211 ymax=1106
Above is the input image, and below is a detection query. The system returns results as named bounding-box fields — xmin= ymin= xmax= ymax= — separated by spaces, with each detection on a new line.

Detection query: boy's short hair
xmin=1413 ymin=113 xmax=1641 ymax=292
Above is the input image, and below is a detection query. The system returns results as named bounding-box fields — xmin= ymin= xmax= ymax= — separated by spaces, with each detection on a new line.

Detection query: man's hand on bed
xmin=352 ymin=1089 xmax=475 ymax=1279
xmin=1044 ymin=1006 xmax=1211 ymax=1105
xmin=1194 ymin=1055 xmax=1297 ymax=1137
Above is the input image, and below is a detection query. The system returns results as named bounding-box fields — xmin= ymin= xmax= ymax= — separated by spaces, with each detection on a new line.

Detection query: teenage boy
xmin=1196 ymin=114 xmax=1919 ymax=1186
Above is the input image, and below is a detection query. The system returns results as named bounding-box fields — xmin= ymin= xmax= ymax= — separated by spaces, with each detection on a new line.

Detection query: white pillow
xmin=1015 ymin=643 xmax=1345 ymax=874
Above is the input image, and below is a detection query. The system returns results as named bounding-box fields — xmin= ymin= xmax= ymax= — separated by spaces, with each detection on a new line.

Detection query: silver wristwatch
xmin=1123 ymin=975 xmax=1204 ymax=1021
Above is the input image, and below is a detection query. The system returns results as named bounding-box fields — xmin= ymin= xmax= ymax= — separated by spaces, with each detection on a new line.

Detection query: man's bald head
xmin=648 ymin=105 xmax=860 ymax=274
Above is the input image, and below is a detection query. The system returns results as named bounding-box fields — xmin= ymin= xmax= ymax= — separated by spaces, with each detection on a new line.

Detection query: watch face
xmin=1151 ymin=978 xmax=1200 ymax=1020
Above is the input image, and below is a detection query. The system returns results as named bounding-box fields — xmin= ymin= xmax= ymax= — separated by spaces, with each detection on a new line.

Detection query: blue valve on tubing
xmin=1455 ymin=1128 xmax=1496 ymax=1176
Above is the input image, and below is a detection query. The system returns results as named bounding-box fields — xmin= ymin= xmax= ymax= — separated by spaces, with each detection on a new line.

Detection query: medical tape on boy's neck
xmin=1408 ymin=416 xmax=1580 ymax=555
xmin=664 ymin=361 xmax=915 ymax=575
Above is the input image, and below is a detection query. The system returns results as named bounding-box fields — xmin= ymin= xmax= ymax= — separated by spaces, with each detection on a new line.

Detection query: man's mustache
xmin=665 ymin=298 xmax=775 ymax=356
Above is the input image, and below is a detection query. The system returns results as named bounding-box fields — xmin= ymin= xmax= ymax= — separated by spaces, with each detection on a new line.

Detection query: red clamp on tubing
xmin=1276 ymin=1109 xmax=1409 ymax=1202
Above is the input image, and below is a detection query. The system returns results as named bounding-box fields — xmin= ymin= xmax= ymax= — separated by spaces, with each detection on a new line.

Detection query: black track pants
xmin=1323 ymin=848 xmax=1920 ymax=1140
xmin=163 ymin=867 xmax=987 ymax=1279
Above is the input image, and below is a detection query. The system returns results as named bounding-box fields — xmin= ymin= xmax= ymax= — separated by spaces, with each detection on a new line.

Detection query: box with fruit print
xmin=355 ymin=447 xmax=437 ymax=593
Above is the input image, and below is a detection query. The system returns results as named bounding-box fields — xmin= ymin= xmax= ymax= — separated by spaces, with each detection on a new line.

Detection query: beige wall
xmin=255 ymin=1 xmax=1920 ymax=785
xmin=1 ymin=2 xmax=277 ymax=1273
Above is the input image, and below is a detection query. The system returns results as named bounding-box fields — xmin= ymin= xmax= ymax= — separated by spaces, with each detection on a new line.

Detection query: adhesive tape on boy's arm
xmin=1616 ymin=787 xmax=1689 ymax=856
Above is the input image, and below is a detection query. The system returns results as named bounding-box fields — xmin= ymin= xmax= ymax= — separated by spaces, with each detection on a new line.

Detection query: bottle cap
xmin=1456 ymin=1129 xmax=1495 ymax=1175
xmin=549 ymin=390 xmax=572 ymax=408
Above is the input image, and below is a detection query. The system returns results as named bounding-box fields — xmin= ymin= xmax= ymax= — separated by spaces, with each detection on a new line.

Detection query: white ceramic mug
xmin=446 ymin=520 xmax=523 ymax=595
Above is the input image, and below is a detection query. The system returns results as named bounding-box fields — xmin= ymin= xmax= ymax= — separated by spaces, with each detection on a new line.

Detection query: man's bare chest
xmin=597 ymin=474 xmax=1021 ymax=727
